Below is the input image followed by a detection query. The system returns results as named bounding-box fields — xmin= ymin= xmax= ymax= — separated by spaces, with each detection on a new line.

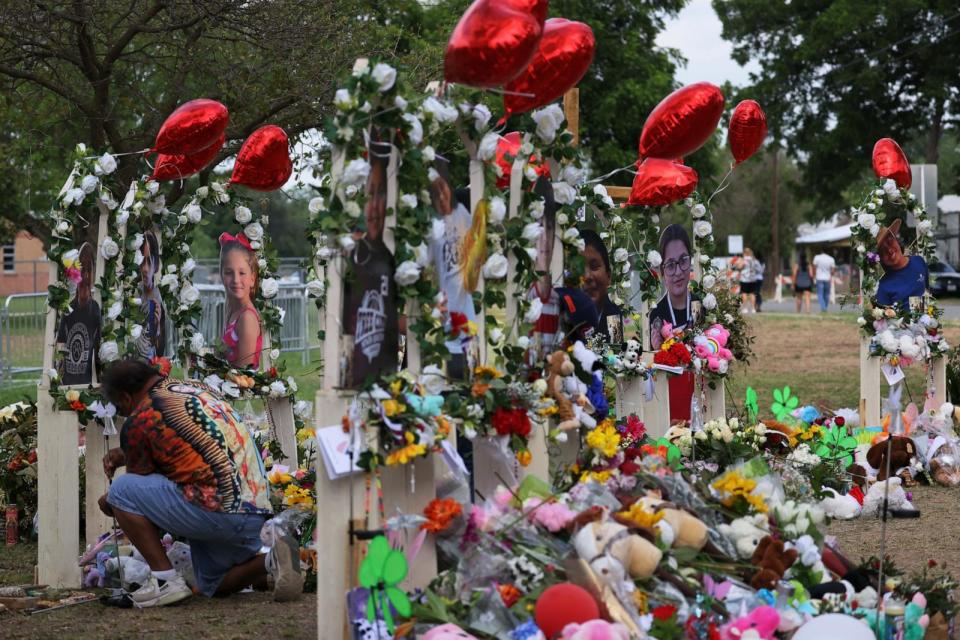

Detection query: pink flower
xmin=524 ymin=498 xmax=575 ymax=532
xmin=493 ymin=486 xmax=515 ymax=511
xmin=66 ymin=267 xmax=82 ymax=284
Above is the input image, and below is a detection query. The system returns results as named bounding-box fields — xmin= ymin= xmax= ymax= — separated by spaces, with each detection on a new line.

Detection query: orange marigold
xmin=421 ymin=498 xmax=462 ymax=533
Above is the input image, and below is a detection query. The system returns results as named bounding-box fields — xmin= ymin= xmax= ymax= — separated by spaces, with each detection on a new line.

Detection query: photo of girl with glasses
xmin=579 ymin=229 xmax=624 ymax=344
xmin=649 ymin=224 xmax=699 ymax=422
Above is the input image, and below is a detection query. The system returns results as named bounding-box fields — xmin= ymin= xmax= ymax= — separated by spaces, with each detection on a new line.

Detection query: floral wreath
xmin=851 ymin=179 xmax=948 ymax=364
xmin=306 ymin=58 xmax=447 ymax=366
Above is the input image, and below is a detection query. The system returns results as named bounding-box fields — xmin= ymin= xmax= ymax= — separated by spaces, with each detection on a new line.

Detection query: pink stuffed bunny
xmin=694 ymin=324 xmax=734 ymax=373
xmin=422 ymin=623 xmax=481 ymax=640
xmin=561 ymin=620 xmax=631 ymax=640
xmin=720 ymin=605 xmax=780 ymax=640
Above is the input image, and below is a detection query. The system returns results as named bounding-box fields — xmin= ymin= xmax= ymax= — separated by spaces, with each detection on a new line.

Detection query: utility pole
xmin=770 ymin=142 xmax=780 ymax=287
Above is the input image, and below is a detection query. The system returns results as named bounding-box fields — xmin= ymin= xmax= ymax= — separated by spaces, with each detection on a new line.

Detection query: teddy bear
xmin=930 ymin=452 xmax=960 ymax=487
xmin=547 ymin=350 xmax=581 ymax=431
xmin=718 ymin=514 xmax=770 ymax=560
xmin=560 ymin=620 xmax=631 ymax=640
xmin=632 ymin=493 xmax=709 ymax=551
xmin=693 ymin=324 xmax=734 ymax=374
xmin=572 ymin=513 xmax=663 ymax=583
xmin=866 ymin=435 xmax=918 ymax=484
xmin=750 ymin=536 xmax=798 ymax=590
xmin=720 ymin=605 xmax=780 ymax=640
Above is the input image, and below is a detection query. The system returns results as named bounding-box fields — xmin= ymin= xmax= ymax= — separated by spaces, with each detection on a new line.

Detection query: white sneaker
xmin=130 ymin=574 xmax=192 ymax=607
xmin=266 ymin=532 xmax=303 ymax=602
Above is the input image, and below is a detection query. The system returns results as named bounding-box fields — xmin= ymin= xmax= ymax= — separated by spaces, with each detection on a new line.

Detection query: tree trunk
xmin=925 ymin=97 xmax=945 ymax=164
xmin=770 ymin=144 xmax=780 ymax=291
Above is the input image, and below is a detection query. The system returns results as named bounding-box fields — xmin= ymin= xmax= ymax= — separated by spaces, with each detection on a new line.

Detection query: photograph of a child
xmin=428 ymin=156 xmax=475 ymax=379
xmin=342 ymin=139 xmax=399 ymax=388
xmin=219 ymin=231 xmax=263 ymax=370
xmin=136 ymin=230 xmax=166 ymax=361
xmin=56 ymin=243 xmax=101 ymax=386
xmin=527 ymin=177 xmax=561 ymax=365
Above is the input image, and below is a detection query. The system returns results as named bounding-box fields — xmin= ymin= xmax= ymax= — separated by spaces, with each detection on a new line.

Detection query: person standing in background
xmin=753 ymin=250 xmax=765 ymax=313
xmin=813 ymin=249 xmax=836 ymax=312
xmin=739 ymin=247 xmax=758 ymax=314
xmin=792 ymin=253 xmax=814 ymax=313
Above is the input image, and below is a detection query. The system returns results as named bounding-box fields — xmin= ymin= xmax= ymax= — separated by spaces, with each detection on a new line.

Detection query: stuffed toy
xmin=720 ymin=605 xmax=780 ymax=640
xmin=693 ymin=324 xmax=733 ymax=374
xmin=547 ymin=350 xmax=581 ymax=431
xmin=572 ymin=341 xmax=608 ymax=422
xmin=930 ymin=452 xmax=960 ymax=487
xmin=718 ymin=514 xmax=770 ymax=560
xmin=619 ymin=339 xmax=643 ymax=374
xmin=750 ymin=536 xmax=798 ymax=590
xmin=422 ymin=623 xmax=481 ymax=639
xmin=819 ymin=487 xmax=862 ymax=520
xmin=633 ymin=493 xmax=708 ymax=551
xmin=105 ymin=555 xmax=152 ymax=588
xmin=572 ymin=514 xmax=662 ymax=582
xmin=866 ymin=435 xmax=918 ymax=484
xmin=560 ymin=620 xmax=631 ymax=640
xmin=861 ymin=477 xmax=916 ymax=517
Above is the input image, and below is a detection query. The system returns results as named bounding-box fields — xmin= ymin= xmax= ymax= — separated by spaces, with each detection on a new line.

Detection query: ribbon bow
xmin=219 ymin=231 xmax=253 ymax=251
xmin=89 ymin=400 xmax=118 ymax=436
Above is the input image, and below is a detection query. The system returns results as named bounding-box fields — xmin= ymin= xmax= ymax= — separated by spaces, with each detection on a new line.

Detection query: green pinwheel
xmin=360 ymin=535 xmax=411 ymax=632
xmin=814 ymin=425 xmax=859 ymax=467
xmin=771 ymin=386 xmax=799 ymax=422
xmin=745 ymin=387 xmax=759 ymax=424
xmin=654 ymin=437 xmax=683 ymax=468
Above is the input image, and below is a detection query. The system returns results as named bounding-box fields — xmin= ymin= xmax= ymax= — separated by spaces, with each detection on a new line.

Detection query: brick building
xmin=0 ymin=231 xmax=48 ymax=296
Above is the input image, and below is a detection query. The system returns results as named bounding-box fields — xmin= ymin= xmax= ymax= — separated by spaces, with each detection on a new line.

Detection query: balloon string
xmin=483 ymin=87 xmax=537 ymax=98
xmin=586 ymin=162 xmax=639 ymax=186
xmin=82 ymin=148 xmax=151 ymax=160
xmin=706 ymin=165 xmax=736 ymax=208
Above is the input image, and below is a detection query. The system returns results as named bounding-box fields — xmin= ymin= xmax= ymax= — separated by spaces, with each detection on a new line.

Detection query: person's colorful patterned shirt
xmin=120 ymin=378 xmax=271 ymax=514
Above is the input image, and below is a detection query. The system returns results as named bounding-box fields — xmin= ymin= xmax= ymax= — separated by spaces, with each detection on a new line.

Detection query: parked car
xmin=929 ymin=261 xmax=960 ymax=296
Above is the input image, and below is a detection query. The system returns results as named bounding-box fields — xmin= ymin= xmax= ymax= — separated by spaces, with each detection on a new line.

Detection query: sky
xmin=655 ymin=0 xmax=759 ymax=88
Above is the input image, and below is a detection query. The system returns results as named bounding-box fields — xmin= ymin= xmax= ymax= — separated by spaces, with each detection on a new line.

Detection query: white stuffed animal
xmin=819 ymin=488 xmax=862 ymax=520
xmin=717 ymin=513 xmax=769 ymax=559
xmin=620 ymin=339 xmax=642 ymax=373
xmin=861 ymin=477 xmax=915 ymax=517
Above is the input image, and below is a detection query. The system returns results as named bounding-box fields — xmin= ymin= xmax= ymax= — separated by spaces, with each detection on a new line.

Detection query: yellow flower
xmin=618 ymin=503 xmax=664 ymax=530
xmin=538 ymin=404 xmax=559 ymax=417
xmin=516 ymin=450 xmax=532 ymax=466
xmin=633 ymin=589 xmax=648 ymax=613
xmin=473 ymin=365 xmax=502 ymax=379
xmin=579 ymin=470 xmax=612 ymax=484
xmin=389 ymin=379 xmax=403 ymax=396
xmin=295 ymin=427 xmax=315 ymax=444
xmin=65 ymin=389 xmax=80 ymax=403
xmin=386 ymin=431 xmax=426 ymax=466
xmin=435 ymin=416 xmax=451 ymax=438
xmin=282 ymin=484 xmax=315 ymax=508
xmin=268 ymin=467 xmax=293 ymax=485
xmin=382 ymin=399 xmax=405 ymax=417
xmin=585 ymin=420 xmax=621 ymax=458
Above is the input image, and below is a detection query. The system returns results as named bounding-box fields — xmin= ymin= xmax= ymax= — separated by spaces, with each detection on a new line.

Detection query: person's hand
xmin=103 ymin=448 xmax=125 ymax=479
xmin=98 ymin=493 xmax=114 ymax=517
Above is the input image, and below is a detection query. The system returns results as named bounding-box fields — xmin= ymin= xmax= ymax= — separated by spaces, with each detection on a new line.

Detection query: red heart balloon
xmin=503 ymin=0 xmax=548 ymax=25
xmin=503 ymin=18 xmax=596 ymax=117
xmin=639 ymin=83 xmax=725 ymax=160
xmin=229 ymin=125 xmax=292 ymax=192
xmin=626 ymin=158 xmax=698 ymax=207
xmin=494 ymin=131 xmax=549 ymax=188
xmin=153 ymin=99 xmax=229 ymax=156
xmin=872 ymin=137 xmax=911 ymax=188
xmin=728 ymin=100 xmax=767 ymax=165
xmin=151 ymin=133 xmax=225 ymax=181
xmin=444 ymin=0 xmax=543 ymax=88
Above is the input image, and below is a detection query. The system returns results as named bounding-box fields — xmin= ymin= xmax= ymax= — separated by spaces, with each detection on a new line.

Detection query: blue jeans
xmin=816 ymin=280 xmax=830 ymax=312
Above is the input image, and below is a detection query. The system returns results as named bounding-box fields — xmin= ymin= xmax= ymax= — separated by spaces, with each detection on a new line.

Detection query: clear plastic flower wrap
xmin=260 ymin=505 xmax=314 ymax=548
xmin=655 ymin=472 xmax=738 ymax=559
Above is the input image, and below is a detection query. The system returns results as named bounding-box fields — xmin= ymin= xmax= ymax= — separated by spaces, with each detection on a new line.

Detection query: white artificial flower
xmin=269 ymin=380 xmax=288 ymax=398
xmin=867 ymin=202 xmax=876 ymax=211
xmin=488 ymin=196 xmax=506 ymax=225
xmin=244 ymin=221 xmax=264 ymax=242
xmin=307 ymin=197 xmax=325 ymax=216
xmin=393 ymin=95 xmax=408 ymax=111
xmin=99 ymin=192 xmax=118 ymax=210
xmin=101 ymin=237 xmax=120 ymax=259
xmin=338 ymin=235 xmax=356 ymax=253
xmin=857 ymin=212 xmax=876 ymax=229
xmin=693 ymin=220 xmax=712 ymax=238
xmin=306 ymin=279 xmax=325 ymax=298
xmin=401 ymin=113 xmax=423 ymax=145
xmin=410 ymin=242 xmax=430 ymax=268
xmin=116 ymin=210 xmax=129 ymax=227
xmin=189 ymin=331 xmax=205 ymax=354
xmin=529 ymin=199 xmax=545 ymax=220
xmin=482 ymin=253 xmax=508 ymax=279
xmin=562 ymin=228 xmax=580 ymax=243
xmin=250 ymin=240 xmax=261 ymax=250
xmin=145 ymin=180 xmax=159 ymax=195
xmin=231 ymin=205 xmax=252 ymax=224
xmin=96 ymin=153 xmax=117 ymax=175
xmin=147 ymin=195 xmax=166 ymax=214
xmin=702 ymin=274 xmax=716 ymax=290
xmin=106 ymin=301 xmax=122 ymax=320
xmin=531 ymin=104 xmax=565 ymax=143
xmin=557 ymin=212 xmax=569 ymax=226
xmin=342 ymin=158 xmax=371 ymax=187
xmin=55 ymin=220 xmax=70 ymax=234
xmin=857 ymin=316 xmax=867 ymax=326
xmin=870 ymin=224 xmax=880 ymax=238
xmin=167 ymin=264 xmax=177 ymax=274
xmin=552 ymin=181 xmax=576 ymax=205
xmin=80 ymin=175 xmax=99 ymax=194
xmin=196 ymin=186 xmax=209 ymax=199
xmin=489 ymin=327 xmax=504 ymax=344
xmin=343 ymin=200 xmax=362 ymax=218
xmin=522 ymin=222 xmax=542 ymax=243
xmin=525 ymin=247 xmax=538 ymax=261
xmin=395 ymin=260 xmax=422 ymax=286
xmin=561 ymin=164 xmax=586 ymax=186
xmin=334 ymin=88 xmax=353 ymax=110
xmin=400 ymin=193 xmax=418 ymax=210
xmin=478 ymin=131 xmax=500 ymax=162
xmin=524 ymin=298 xmax=543 ymax=323
xmin=575 ymin=238 xmax=586 ymax=252
xmin=98 ymin=341 xmax=119 ymax=362
xmin=517 ymin=336 xmax=531 ymax=349
xmin=182 ymin=258 xmax=196 ymax=275
xmin=420 ymin=96 xmax=458 ymax=124
xmin=472 ymin=104 xmax=492 ymax=131
xmin=179 ymin=284 xmax=200 ymax=306
xmin=64 ymin=187 xmax=85 ymax=207
xmin=419 ymin=365 xmax=446 ymax=396
xmin=160 ymin=273 xmax=179 ymax=291
xmin=593 ymin=183 xmax=609 ymax=199
xmin=352 ymin=58 xmax=369 ymax=76
xmin=185 ymin=203 xmax=202 ymax=224
xmin=371 ymin=62 xmax=396 ymax=92
xmin=129 ymin=324 xmax=143 ymax=340
xmin=918 ymin=219 xmax=932 ymax=234
xmin=220 ymin=380 xmax=240 ymax=398
xmin=691 ymin=203 xmax=706 ymax=218
xmin=261 ymin=277 xmax=279 ymax=298
xmin=422 ymin=146 xmax=436 ymax=162
xmin=614 ymin=248 xmax=629 ymax=263
xmin=703 ymin=293 xmax=717 ymax=310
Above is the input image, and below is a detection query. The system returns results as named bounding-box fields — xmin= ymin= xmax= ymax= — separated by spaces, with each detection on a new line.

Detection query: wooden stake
xmin=563 ymin=89 xmax=580 ymax=147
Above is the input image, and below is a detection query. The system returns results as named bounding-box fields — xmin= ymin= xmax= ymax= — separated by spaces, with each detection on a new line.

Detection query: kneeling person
xmin=98 ymin=359 xmax=302 ymax=606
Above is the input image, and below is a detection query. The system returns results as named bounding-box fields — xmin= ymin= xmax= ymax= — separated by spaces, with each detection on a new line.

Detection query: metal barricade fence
xmin=1 ymin=292 xmax=47 ymax=382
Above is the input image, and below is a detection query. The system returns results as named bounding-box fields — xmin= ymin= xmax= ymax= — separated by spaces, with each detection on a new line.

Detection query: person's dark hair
xmin=799 ymin=252 xmax=809 ymax=271
xmin=534 ymin=176 xmax=557 ymax=238
xmin=144 ymin=231 xmax=160 ymax=271
xmin=454 ymin=187 xmax=470 ymax=212
xmin=100 ymin=359 xmax=160 ymax=403
xmin=579 ymin=228 xmax=610 ymax=274
xmin=658 ymin=224 xmax=692 ymax=267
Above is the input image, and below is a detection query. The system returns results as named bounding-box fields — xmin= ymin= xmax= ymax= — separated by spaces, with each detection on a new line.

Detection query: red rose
xmin=492 ymin=407 xmax=514 ymax=437
xmin=269 ymin=367 xmax=278 ymax=379
xmin=652 ymin=604 xmax=677 ymax=621
xmin=27 ymin=450 xmax=37 ymax=464
xmin=450 ymin=312 xmax=469 ymax=337
xmin=619 ymin=460 xmax=640 ymax=475
xmin=834 ymin=416 xmax=845 ymax=427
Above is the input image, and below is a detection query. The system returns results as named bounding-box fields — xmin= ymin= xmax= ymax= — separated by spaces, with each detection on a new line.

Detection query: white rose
xmin=524 ymin=298 xmax=543 ymax=323
xmin=472 ymin=103 xmax=492 ymax=131
xmin=401 ymin=113 xmax=423 ymax=145
xmin=918 ymin=219 xmax=932 ymax=234
xmin=883 ymin=179 xmax=899 ymax=195
xmin=561 ymin=164 xmax=586 ymax=186
xmin=98 ymin=341 xmax=119 ymax=362
xmin=80 ymin=174 xmax=99 ymax=194
xmin=100 ymin=192 xmax=118 ymax=210
xmin=182 ymin=258 xmax=196 ymax=275
xmin=55 ymin=220 xmax=70 ymax=234
xmin=339 ymin=234 xmax=356 ymax=251
xmin=147 ymin=195 xmax=166 ymax=214
xmin=532 ymin=104 xmax=565 ymax=143
xmin=352 ymin=58 xmax=369 ymax=76
xmin=96 ymin=153 xmax=117 ymax=175
xmin=220 ymin=380 xmax=240 ymax=398
xmin=488 ymin=197 xmax=506 ymax=224
xmin=525 ymin=247 xmax=538 ymax=261
xmin=522 ymin=222 xmax=542 ymax=243
xmin=563 ymin=227 xmax=580 ymax=243
xmin=482 ymin=253 xmax=508 ymax=279
xmin=185 ymin=203 xmax=202 ymax=224
xmin=261 ymin=277 xmax=279 ymax=299
xmin=392 ymin=95 xmax=408 ymax=112
xmin=244 ymin=221 xmax=264 ymax=242
xmin=190 ymin=331 xmax=205 ymax=354
xmin=131 ymin=297 xmax=142 ymax=306
xmin=317 ymin=246 xmax=335 ymax=261
xmin=371 ymin=62 xmax=396 ymax=92
xmin=160 ymin=273 xmax=179 ymax=291
xmin=179 ymin=284 xmax=200 ymax=306
xmin=478 ymin=131 xmax=500 ymax=162
xmin=410 ymin=242 xmax=430 ymax=268
xmin=129 ymin=324 xmax=143 ymax=340
xmin=234 ymin=205 xmax=253 ymax=224
xmin=342 ymin=158 xmax=371 ymax=187
xmin=614 ymin=248 xmax=629 ymax=263
xmin=167 ymin=264 xmax=177 ymax=274
xmin=343 ymin=200 xmax=362 ymax=218
xmin=857 ymin=316 xmax=867 ymax=326
xmin=693 ymin=220 xmax=712 ymax=238
xmin=691 ymin=203 xmax=706 ymax=218
xmin=64 ymin=187 xmax=85 ymax=207
xmin=703 ymin=293 xmax=717 ymax=310
xmin=106 ymin=301 xmax=122 ymax=320
xmin=116 ymin=210 xmax=129 ymax=227
xmin=423 ymin=146 xmax=436 ymax=162
xmin=394 ymin=260 xmax=422 ymax=286
xmin=529 ymin=199 xmax=545 ymax=220
xmin=250 ymin=240 xmax=261 ymax=250
xmin=334 ymin=88 xmax=353 ymax=110
xmin=870 ymin=224 xmax=880 ymax=238
xmin=867 ymin=202 xmax=877 ymax=211
xmin=489 ymin=328 xmax=504 ymax=344
xmin=421 ymin=96 xmax=458 ymax=124
xmin=552 ymin=181 xmax=576 ymax=205
xmin=306 ymin=279 xmax=325 ymax=298
xmin=269 ymin=380 xmax=288 ymax=398
xmin=101 ymin=237 xmax=120 ymax=259
xmin=702 ymin=274 xmax=716 ymax=290
xmin=400 ymin=193 xmax=418 ymax=210
xmin=195 ymin=186 xmax=209 ymax=199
